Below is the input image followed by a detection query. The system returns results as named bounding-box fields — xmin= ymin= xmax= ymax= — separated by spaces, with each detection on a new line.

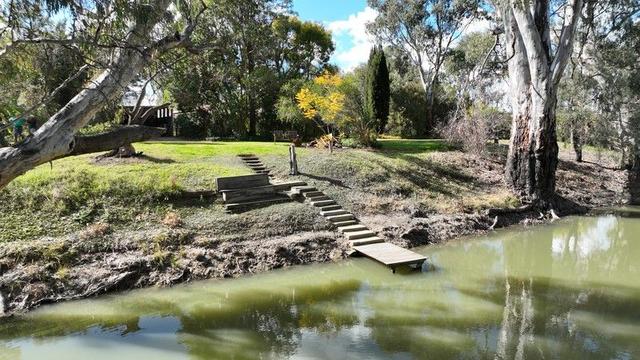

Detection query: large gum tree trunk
xmin=0 ymin=1 xmax=176 ymax=189
xmin=502 ymin=0 xmax=582 ymax=207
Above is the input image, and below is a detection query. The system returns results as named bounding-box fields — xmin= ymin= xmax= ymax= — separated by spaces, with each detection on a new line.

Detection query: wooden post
xmin=289 ymin=144 xmax=298 ymax=175
xmin=329 ymin=130 xmax=334 ymax=154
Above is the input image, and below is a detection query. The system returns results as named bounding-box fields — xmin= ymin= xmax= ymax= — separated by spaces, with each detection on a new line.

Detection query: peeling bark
xmin=0 ymin=0 xmax=185 ymax=189
xmin=502 ymin=0 xmax=584 ymax=207
xmin=70 ymin=126 xmax=165 ymax=157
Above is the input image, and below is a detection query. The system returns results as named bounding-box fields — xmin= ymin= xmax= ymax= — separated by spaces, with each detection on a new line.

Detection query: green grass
xmin=0 ymin=139 xmax=512 ymax=244
xmin=0 ymin=141 xmax=294 ymax=243
xmin=376 ymin=139 xmax=455 ymax=154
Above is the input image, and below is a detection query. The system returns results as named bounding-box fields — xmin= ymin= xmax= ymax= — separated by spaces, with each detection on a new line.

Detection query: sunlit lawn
xmin=0 ymin=139 xmax=460 ymax=242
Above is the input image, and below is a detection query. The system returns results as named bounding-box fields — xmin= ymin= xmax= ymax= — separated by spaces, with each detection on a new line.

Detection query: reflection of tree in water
xmin=2 ymin=216 xmax=639 ymax=359
xmin=174 ymin=279 xmax=361 ymax=359
xmin=364 ymin=216 xmax=640 ymax=359
xmin=0 ymin=279 xmax=361 ymax=359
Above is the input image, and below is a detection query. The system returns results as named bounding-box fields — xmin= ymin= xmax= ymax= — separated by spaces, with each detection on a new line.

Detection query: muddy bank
xmin=0 ymin=199 xmax=599 ymax=318
xmin=0 ymin=228 xmax=348 ymax=317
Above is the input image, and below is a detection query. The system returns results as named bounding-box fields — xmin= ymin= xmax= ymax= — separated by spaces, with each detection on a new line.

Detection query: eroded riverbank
xmin=0 ymin=144 xmax=635 ymax=317
xmin=1 ymin=213 xmax=639 ymax=359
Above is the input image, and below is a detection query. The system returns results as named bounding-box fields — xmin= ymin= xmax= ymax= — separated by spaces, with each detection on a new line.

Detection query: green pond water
xmin=1 ymin=212 xmax=640 ymax=360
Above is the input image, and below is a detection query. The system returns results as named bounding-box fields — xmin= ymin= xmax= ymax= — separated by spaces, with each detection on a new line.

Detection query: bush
xmin=385 ymin=108 xmax=417 ymax=138
xmin=174 ymin=112 xmax=208 ymax=139
xmin=441 ymin=103 xmax=509 ymax=154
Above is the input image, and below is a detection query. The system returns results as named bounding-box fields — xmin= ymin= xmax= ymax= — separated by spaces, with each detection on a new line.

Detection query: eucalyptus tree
xmin=367 ymin=0 xmax=484 ymax=135
xmin=0 ymin=0 xmax=206 ymax=189
xmin=496 ymin=0 xmax=584 ymax=208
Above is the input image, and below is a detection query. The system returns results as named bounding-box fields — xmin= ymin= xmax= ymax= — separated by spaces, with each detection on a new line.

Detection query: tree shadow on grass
xmin=370 ymin=154 xmax=476 ymax=197
xmin=138 ymin=154 xmax=176 ymax=164
xmin=299 ymin=172 xmax=351 ymax=189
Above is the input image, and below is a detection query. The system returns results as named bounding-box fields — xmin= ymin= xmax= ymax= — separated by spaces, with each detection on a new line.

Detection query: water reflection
xmin=0 ymin=214 xmax=639 ymax=359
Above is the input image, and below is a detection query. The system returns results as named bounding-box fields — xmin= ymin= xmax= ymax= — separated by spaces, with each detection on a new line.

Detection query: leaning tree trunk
xmin=0 ymin=0 xmax=177 ymax=189
xmin=502 ymin=0 xmax=582 ymax=208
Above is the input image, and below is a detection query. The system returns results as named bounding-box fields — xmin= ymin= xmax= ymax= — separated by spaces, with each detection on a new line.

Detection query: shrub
xmin=442 ymin=103 xmax=510 ymax=154
xmin=385 ymin=108 xmax=417 ymax=138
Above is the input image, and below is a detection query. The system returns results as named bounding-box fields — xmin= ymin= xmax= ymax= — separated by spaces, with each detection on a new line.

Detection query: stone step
xmin=326 ymin=214 xmax=356 ymax=222
xmin=333 ymin=220 xmax=358 ymax=227
xmin=338 ymin=224 xmax=368 ymax=233
xmin=239 ymin=156 xmax=259 ymax=161
xmin=311 ymin=200 xmax=335 ymax=207
xmin=321 ymin=209 xmax=349 ymax=217
xmin=303 ymin=191 xmax=324 ymax=198
xmin=250 ymin=167 xmax=267 ymax=171
xmin=247 ymin=163 xmax=264 ymax=167
xmin=349 ymin=237 xmax=385 ymax=246
xmin=345 ymin=230 xmax=377 ymax=240
xmin=320 ymin=205 xmax=342 ymax=211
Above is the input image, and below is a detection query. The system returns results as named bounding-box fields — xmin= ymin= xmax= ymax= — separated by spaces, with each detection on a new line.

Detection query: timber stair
xmin=291 ymin=186 xmax=426 ymax=272
xmin=238 ymin=154 xmax=272 ymax=176
xmin=217 ymin=173 xmax=306 ymax=213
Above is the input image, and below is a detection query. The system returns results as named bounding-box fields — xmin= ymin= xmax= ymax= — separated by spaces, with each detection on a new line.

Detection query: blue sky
xmin=292 ymin=0 xmax=376 ymax=71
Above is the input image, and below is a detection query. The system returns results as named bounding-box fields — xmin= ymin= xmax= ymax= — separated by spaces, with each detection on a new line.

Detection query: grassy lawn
xmin=376 ymin=139 xmax=454 ymax=154
xmin=0 ymin=139 xmax=515 ymax=243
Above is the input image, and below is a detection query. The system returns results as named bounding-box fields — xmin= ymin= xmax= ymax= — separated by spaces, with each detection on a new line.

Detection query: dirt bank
xmin=0 ymin=145 xmax=634 ymax=317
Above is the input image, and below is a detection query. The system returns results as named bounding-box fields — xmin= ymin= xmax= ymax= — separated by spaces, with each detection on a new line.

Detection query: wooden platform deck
xmin=353 ymin=242 xmax=426 ymax=271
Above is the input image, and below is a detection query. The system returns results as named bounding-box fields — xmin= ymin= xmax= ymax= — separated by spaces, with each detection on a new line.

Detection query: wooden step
xmin=225 ymin=197 xmax=290 ymax=212
xmin=320 ymin=205 xmax=342 ymax=211
xmin=249 ymin=167 xmax=267 ymax=171
xmin=243 ymin=159 xmax=262 ymax=163
xmin=338 ymin=224 xmax=368 ymax=233
xmin=247 ymin=163 xmax=265 ymax=167
xmin=216 ymin=174 xmax=270 ymax=191
xmin=345 ymin=230 xmax=377 ymax=240
xmin=333 ymin=220 xmax=358 ymax=227
xmin=311 ymin=200 xmax=335 ymax=207
xmin=349 ymin=237 xmax=385 ymax=246
xmin=303 ymin=191 xmax=324 ymax=198
xmin=321 ymin=209 xmax=349 ymax=217
xmin=240 ymin=157 xmax=260 ymax=161
xmin=326 ymin=214 xmax=355 ymax=222
xmin=290 ymin=186 xmax=317 ymax=194
xmin=221 ymin=181 xmax=307 ymax=201
xmin=308 ymin=195 xmax=330 ymax=201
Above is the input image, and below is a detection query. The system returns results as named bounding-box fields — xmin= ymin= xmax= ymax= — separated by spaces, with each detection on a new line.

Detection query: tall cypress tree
xmin=365 ymin=45 xmax=390 ymax=133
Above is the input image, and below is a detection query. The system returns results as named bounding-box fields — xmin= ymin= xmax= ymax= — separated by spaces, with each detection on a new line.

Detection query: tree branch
xmin=551 ymin=0 xmax=584 ymax=85
xmin=69 ymin=126 xmax=165 ymax=157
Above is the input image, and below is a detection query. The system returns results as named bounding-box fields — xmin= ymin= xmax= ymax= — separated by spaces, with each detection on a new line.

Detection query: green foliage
xmin=174 ymin=112 xmax=209 ymax=139
xmin=365 ymin=46 xmax=391 ymax=133
xmin=167 ymin=2 xmax=334 ymax=138
xmin=385 ymin=109 xmax=417 ymax=138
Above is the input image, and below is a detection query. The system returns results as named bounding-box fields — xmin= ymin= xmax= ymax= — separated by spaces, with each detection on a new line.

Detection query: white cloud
xmin=463 ymin=18 xmax=493 ymax=36
xmin=327 ymin=7 xmax=378 ymax=72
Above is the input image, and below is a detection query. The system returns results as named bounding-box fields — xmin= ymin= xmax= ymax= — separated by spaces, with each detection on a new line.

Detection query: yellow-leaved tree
xmin=295 ymin=72 xmax=346 ymax=152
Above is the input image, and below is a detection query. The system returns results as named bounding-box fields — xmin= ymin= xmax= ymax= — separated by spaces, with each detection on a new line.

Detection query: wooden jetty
xmin=353 ymin=243 xmax=426 ymax=271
